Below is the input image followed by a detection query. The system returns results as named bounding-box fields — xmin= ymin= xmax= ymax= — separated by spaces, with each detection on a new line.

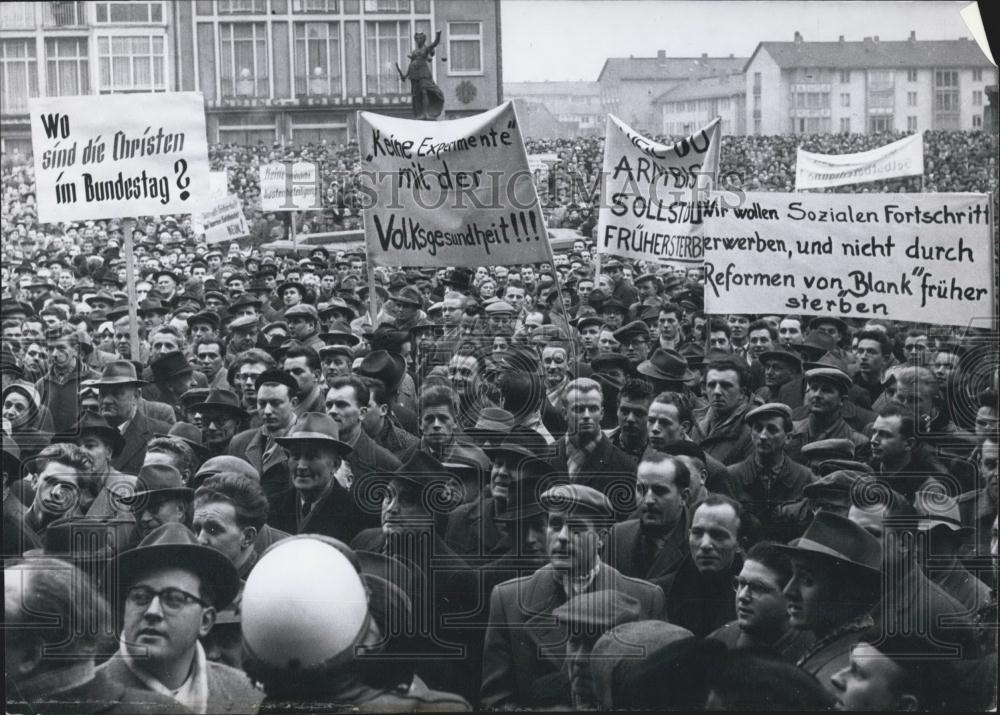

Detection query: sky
xmin=500 ymin=1 xmax=976 ymax=82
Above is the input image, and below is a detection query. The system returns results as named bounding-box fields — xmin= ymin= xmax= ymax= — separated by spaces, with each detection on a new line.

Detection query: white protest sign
xmin=359 ymin=101 xmax=550 ymax=268
xmin=528 ymin=152 xmax=558 ymax=187
xmin=260 ymin=161 xmax=320 ymax=211
xmin=202 ymin=195 xmax=249 ymax=245
xmin=208 ymin=171 xmax=229 ymax=197
xmin=701 ymin=192 xmax=994 ymax=326
xmin=29 ymin=92 xmax=210 ymax=222
xmin=597 ymin=115 xmax=721 ymax=267
xmin=795 ymin=133 xmax=924 ymax=190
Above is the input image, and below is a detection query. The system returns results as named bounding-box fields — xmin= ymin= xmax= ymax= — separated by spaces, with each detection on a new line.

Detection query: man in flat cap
xmin=726 ymin=402 xmax=814 ymax=542
xmin=786 ymin=367 xmax=869 ymax=466
xmin=480 ymin=483 xmax=666 ymax=709
xmin=283 ymin=303 xmax=325 ymax=353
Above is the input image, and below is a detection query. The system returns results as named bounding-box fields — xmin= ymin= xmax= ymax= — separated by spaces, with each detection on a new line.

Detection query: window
xmin=752 ymin=71 xmax=761 ymax=90
xmin=907 ymin=91 xmax=917 ymax=106
xmin=97 ymin=35 xmax=166 ymax=92
xmin=0 ymin=39 xmax=38 ymax=113
xmin=364 ymin=20 xmax=414 ymax=94
xmin=754 ymin=118 xmax=761 ymax=135
xmin=907 ymin=116 xmax=917 ymax=131
xmin=294 ymin=22 xmax=341 ymax=95
xmin=448 ymin=22 xmax=481 ymax=75
xmin=840 ymin=93 xmax=850 ymax=107
xmin=973 ymin=90 xmax=983 ymax=106
xmin=363 ymin=0 xmax=409 ymax=11
xmin=95 ymin=2 xmax=163 ymax=23
xmin=220 ymin=23 xmax=268 ymax=96
xmin=934 ymin=69 xmax=959 ymax=127
xmin=0 ymin=3 xmax=35 ymax=29
xmin=46 ymin=38 xmax=89 ymax=96
xmin=973 ymin=114 xmax=983 ymax=129
xmin=294 ymin=0 xmax=339 ymax=10
xmin=44 ymin=1 xmax=86 ymax=26
xmin=935 ymin=70 xmax=958 ymax=87
xmin=869 ymin=116 xmax=892 ymax=133
xmin=840 ymin=117 xmax=850 ymax=133
xmin=840 ymin=70 xmax=850 ymax=83
xmin=973 ymin=68 xmax=982 ymax=81
xmin=218 ymin=0 xmax=266 ymax=13
xmin=907 ymin=68 xmax=917 ymax=82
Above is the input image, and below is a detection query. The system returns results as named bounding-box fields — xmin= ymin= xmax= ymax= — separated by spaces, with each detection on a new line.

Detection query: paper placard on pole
xmin=701 ymin=191 xmax=994 ymax=326
xmin=527 ymin=152 xmax=558 ymax=187
xmin=358 ymin=101 xmax=550 ymax=268
xmin=29 ymin=92 xmax=210 ymax=222
xmin=795 ymin=133 xmax=924 ymax=190
xmin=596 ymin=115 xmax=721 ymax=267
xmin=260 ymin=161 xmax=321 ymax=211
xmin=202 ymin=195 xmax=249 ymax=244
xmin=208 ymin=171 xmax=229 ymax=197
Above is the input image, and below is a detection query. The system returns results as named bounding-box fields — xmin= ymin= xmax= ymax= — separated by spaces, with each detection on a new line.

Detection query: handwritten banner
xmin=358 ymin=101 xmax=550 ymax=268
xmin=596 ymin=115 xmax=721 ymax=267
xmin=260 ymin=161 xmax=321 ymax=211
xmin=795 ymin=133 xmax=924 ymax=190
xmin=29 ymin=92 xmax=210 ymax=222
xmin=202 ymin=195 xmax=250 ymax=245
xmin=701 ymin=192 xmax=994 ymax=326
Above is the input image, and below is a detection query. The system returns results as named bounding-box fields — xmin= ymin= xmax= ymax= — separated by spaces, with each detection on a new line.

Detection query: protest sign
xmin=358 ymin=101 xmax=550 ymax=268
xmin=596 ymin=115 xmax=721 ymax=267
xmin=795 ymin=133 xmax=924 ymax=190
xmin=202 ymin=195 xmax=250 ymax=245
xmin=701 ymin=191 xmax=994 ymax=326
xmin=29 ymin=92 xmax=210 ymax=222
xmin=260 ymin=161 xmax=321 ymax=211
xmin=208 ymin=171 xmax=229 ymax=197
xmin=528 ymin=152 xmax=558 ymax=188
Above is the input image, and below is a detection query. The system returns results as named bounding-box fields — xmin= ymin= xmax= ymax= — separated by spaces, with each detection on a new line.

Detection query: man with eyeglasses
xmin=97 ymin=522 xmax=264 ymax=714
xmin=707 ymin=541 xmax=813 ymax=661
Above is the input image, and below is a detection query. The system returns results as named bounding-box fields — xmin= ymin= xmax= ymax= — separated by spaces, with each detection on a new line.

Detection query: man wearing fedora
xmin=144 ymin=351 xmax=197 ymax=423
xmin=124 ymin=463 xmax=194 ymax=540
xmin=196 ymin=389 xmax=247 ymax=457
xmin=779 ymin=511 xmax=883 ymax=690
xmin=96 ymin=361 xmax=173 ymax=475
xmin=268 ymin=412 xmax=365 ymax=543
xmin=480 ymin=483 xmax=665 ymax=709
xmin=96 ymin=523 xmax=264 ymax=714
xmin=61 ymin=411 xmax=137 ymax=526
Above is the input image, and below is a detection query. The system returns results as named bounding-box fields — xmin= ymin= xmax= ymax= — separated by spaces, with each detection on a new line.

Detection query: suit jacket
xmin=268 ymin=480 xmax=367 ymax=544
xmin=659 ymin=553 xmax=743 ymax=637
xmin=228 ymin=427 xmax=290 ymax=503
xmin=140 ymin=398 xmax=177 ymax=427
xmin=348 ymin=430 xmax=401 ymax=482
xmin=445 ymin=495 xmax=503 ymax=561
xmin=480 ymin=561 xmax=666 ymax=708
xmin=546 ymin=435 xmax=638 ymax=520
xmin=97 ymin=653 xmax=264 ymax=714
xmin=604 ymin=517 xmax=687 ymax=583
xmin=7 ymin=669 xmax=191 ymax=715
xmin=113 ymin=405 xmax=172 ymax=476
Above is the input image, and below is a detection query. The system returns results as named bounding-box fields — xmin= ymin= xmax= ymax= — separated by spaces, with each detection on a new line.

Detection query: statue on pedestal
xmin=395 ymin=30 xmax=444 ymax=120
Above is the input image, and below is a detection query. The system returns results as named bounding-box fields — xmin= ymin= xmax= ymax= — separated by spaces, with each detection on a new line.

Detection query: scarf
xmin=121 ymin=637 xmax=209 ymax=714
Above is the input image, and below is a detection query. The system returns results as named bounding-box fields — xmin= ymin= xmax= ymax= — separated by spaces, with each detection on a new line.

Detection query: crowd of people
xmin=2 ymin=126 xmax=998 ymax=713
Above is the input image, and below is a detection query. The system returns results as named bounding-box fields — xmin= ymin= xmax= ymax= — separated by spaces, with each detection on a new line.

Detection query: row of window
xmin=663 ymin=96 xmax=734 ymax=113
xmin=837 ymin=68 xmax=985 ymax=83
xmin=212 ymin=0 xmax=424 ymax=14
xmin=794 ymin=88 xmax=982 ymax=112
xmin=0 ymin=19 xmax=482 ymax=111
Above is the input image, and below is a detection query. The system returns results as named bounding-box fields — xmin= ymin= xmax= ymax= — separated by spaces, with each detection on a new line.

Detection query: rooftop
xmin=597 ymin=54 xmax=747 ymax=83
xmin=748 ymin=34 xmax=995 ymax=70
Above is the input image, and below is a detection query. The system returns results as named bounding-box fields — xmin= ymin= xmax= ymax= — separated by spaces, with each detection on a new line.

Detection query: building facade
xmin=744 ymin=32 xmax=997 ymax=136
xmin=0 ymin=0 xmax=502 ymax=152
xmin=505 ymin=80 xmax=602 ymax=139
xmin=655 ymin=73 xmax=745 ymax=136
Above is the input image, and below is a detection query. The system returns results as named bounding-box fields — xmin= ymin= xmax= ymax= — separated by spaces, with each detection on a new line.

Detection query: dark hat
xmin=129 ymin=463 xmax=194 ymax=502
xmin=229 ymin=293 xmax=263 ymax=311
xmin=203 ymin=290 xmax=229 ymax=305
xmin=253 ymin=369 xmax=299 ymax=397
xmin=613 ymin=320 xmax=650 ymax=344
xmin=187 ymin=310 xmax=221 ymax=330
xmin=540 ymin=483 xmax=613 ymax=521
xmin=275 ymin=412 xmax=352 ymax=457
xmin=62 ymin=412 xmax=125 ymax=457
xmin=23 ymin=517 xmax=118 ymax=562
xmin=195 ymin=456 xmax=260 ymax=485
xmin=591 ymin=352 xmax=631 ymax=375
xmin=138 ymin=299 xmax=170 ymax=317
xmin=808 ymin=316 xmax=848 ymax=335
xmin=95 ymin=361 xmax=147 ymax=387
xmin=813 ymin=459 xmax=873 ymax=477
xmin=914 ymin=491 xmax=974 ymax=535
xmin=152 ymin=269 xmax=182 ymax=285
xmin=85 ymin=290 xmax=117 ymax=308
xmin=633 ymin=273 xmax=661 ymax=287
xmin=445 ymin=267 xmax=474 ymax=292
xmin=775 ymin=511 xmax=881 ymax=576
xmin=283 ymin=303 xmax=320 ymax=322
xmin=389 ymin=451 xmax=459 ymax=506
xmin=116 ymin=522 xmax=240 ymax=609
xmin=150 ymin=351 xmax=194 ymax=383
xmin=803 ymin=469 xmax=866 ymax=500
xmin=105 ymin=299 xmax=131 ymax=322
xmin=198 ymin=389 xmax=248 ymax=419
xmin=758 ymin=346 xmax=803 ymax=371
xmin=636 ymin=348 xmax=696 ymax=382
xmin=228 ymin=314 xmax=259 ymax=332
xmin=1 ymin=348 xmax=24 ymax=378
xmin=800 ymin=438 xmax=856 ymax=461
xmin=484 ymin=433 xmax=552 ymax=477
xmin=179 ymin=387 xmax=211 ymax=409
xmin=319 ymin=321 xmax=361 ymax=348
xmin=155 ymin=421 xmax=209 ymax=458
xmin=355 ymin=350 xmax=405 ymax=391
xmin=389 ymin=286 xmax=423 ymax=307
xmin=574 ymin=315 xmax=604 ymax=331
xmin=276 ymin=280 xmax=308 ymax=298
xmin=804 ymin=351 xmax=851 ymax=373
xmin=552 ymin=589 xmax=642 ymax=640
xmin=675 ymin=289 xmax=703 ymax=311
xmin=804 ymin=367 xmax=851 ymax=394
xmin=248 ymin=276 xmax=272 ymax=294
xmin=600 ymin=298 xmax=628 ymax=315
xmin=744 ymin=402 xmax=792 ymax=426
xmin=793 ymin=330 xmax=838 ymax=361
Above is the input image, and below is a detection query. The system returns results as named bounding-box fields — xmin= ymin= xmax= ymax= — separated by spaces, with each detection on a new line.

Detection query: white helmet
xmin=242 ymin=537 xmax=369 ymax=670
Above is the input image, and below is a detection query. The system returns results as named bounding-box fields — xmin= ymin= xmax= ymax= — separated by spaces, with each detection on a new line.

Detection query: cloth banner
xmin=202 ymin=195 xmax=250 ymax=245
xmin=597 ymin=115 xmax=721 ymax=267
xmin=29 ymin=92 xmax=211 ymax=222
xmin=795 ymin=133 xmax=924 ymax=190
xmin=701 ymin=191 xmax=994 ymax=326
xmin=358 ymin=101 xmax=550 ymax=268
xmin=260 ymin=161 xmax=321 ymax=211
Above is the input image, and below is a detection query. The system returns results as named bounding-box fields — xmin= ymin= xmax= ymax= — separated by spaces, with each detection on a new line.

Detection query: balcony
xmin=791 ymin=83 xmax=831 ymax=93
xmin=789 ymin=108 xmax=831 ymax=118
xmin=41 ymin=1 xmax=86 ymax=27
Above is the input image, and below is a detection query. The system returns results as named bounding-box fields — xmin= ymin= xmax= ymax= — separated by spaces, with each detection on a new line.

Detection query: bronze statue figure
xmin=396 ymin=30 xmax=445 ymax=120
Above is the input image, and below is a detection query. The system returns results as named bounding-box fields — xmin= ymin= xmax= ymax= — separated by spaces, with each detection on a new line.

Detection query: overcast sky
xmin=501 ymin=1 xmax=975 ymax=82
